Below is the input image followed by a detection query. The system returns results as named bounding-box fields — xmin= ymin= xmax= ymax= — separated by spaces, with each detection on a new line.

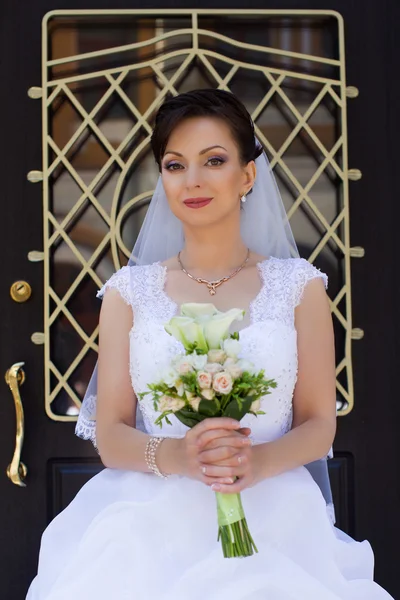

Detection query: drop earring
xmin=240 ymin=193 xmax=247 ymax=203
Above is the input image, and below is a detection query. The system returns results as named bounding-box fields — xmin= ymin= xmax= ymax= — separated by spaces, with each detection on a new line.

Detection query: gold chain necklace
xmin=177 ymin=249 xmax=250 ymax=296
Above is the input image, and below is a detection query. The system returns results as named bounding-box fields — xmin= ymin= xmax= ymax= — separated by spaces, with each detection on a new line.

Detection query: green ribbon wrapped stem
xmin=215 ymin=492 xmax=245 ymax=526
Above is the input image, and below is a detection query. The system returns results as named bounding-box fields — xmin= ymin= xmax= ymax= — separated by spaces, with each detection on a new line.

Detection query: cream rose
xmin=251 ymin=398 xmax=261 ymax=412
xmin=158 ymin=395 xmax=172 ymax=412
xmin=201 ymin=387 xmax=215 ymax=400
xmin=207 ymin=349 xmax=227 ymax=364
xmin=213 ymin=371 xmax=233 ymax=395
xmin=177 ymin=360 xmax=194 ymax=375
xmin=197 ymin=371 xmax=212 ymax=389
xmin=158 ymin=395 xmax=185 ymax=412
xmin=205 ymin=362 xmax=223 ymax=375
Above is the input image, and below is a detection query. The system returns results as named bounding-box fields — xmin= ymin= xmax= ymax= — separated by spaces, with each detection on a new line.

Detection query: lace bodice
xmin=76 ymin=257 xmax=327 ymax=447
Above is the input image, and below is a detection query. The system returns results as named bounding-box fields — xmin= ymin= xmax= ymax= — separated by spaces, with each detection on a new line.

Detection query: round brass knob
xmin=10 ymin=281 xmax=32 ymax=303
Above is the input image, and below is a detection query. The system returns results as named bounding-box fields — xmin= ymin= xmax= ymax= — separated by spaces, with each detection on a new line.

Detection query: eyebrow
xmin=163 ymin=145 xmax=228 ymax=158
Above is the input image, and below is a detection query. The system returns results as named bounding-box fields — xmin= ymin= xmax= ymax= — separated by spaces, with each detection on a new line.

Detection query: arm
xmin=255 ymin=276 xmax=336 ymax=477
xmin=95 ymin=288 xmax=181 ymax=473
xmin=201 ymin=278 xmax=337 ymax=493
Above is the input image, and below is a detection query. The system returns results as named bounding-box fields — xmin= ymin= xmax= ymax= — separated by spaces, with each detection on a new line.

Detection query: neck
xmin=179 ymin=220 xmax=248 ymax=278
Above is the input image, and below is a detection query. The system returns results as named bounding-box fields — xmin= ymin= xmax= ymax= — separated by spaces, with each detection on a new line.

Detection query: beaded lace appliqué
xmin=75 ymin=394 xmax=98 ymax=448
xmin=97 ymin=265 xmax=133 ymax=305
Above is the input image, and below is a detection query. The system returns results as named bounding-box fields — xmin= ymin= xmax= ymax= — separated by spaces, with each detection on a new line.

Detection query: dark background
xmin=0 ymin=1 xmax=399 ymax=598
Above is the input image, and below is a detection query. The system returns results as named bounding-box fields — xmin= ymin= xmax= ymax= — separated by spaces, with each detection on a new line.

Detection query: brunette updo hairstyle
xmin=151 ymin=89 xmax=263 ymax=171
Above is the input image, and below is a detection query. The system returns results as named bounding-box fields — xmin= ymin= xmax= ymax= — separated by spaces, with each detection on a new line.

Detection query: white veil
xmin=75 ymin=148 xmax=335 ymax=523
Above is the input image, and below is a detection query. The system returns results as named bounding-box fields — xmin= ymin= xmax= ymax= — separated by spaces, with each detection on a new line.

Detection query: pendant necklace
xmin=177 ymin=249 xmax=250 ymax=296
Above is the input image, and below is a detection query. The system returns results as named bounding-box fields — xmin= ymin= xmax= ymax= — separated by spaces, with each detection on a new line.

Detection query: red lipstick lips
xmin=183 ymin=197 xmax=213 ymax=209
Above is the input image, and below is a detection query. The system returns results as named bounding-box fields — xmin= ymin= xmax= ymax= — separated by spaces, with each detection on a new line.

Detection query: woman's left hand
xmin=197 ymin=426 xmax=262 ymax=493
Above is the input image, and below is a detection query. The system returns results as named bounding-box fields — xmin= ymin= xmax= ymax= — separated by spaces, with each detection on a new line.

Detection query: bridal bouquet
xmin=139 ymin=303 xmax=277 ymax=558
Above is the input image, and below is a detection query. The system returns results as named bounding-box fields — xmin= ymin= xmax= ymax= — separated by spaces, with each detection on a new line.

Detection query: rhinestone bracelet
xmin=145 ymin=436 xmax=169 ymax=479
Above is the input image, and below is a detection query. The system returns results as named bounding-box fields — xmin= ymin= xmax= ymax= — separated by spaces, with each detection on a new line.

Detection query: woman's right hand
xmin=177 ymin=418 xmax=251 ymax=486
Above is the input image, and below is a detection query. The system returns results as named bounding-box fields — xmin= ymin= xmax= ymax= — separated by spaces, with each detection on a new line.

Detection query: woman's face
xmin=160 ymin=117 xmax=256 ymax=229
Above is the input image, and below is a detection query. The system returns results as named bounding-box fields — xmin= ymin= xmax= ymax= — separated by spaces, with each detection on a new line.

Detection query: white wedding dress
xmin=27 ymin=257 xmax=393 ymax=600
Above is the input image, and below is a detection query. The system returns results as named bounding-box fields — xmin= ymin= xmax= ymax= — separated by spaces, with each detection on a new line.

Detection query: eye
xmin=207 ymin=156 xmax=225 ymax=167
xmin=164 ymin=161 xmax=183 ymax=171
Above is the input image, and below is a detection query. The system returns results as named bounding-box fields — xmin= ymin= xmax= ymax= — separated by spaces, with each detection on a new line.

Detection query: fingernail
xmin=242 ymin=438 xmax=251 ymax=445
xmin=201 ymin=466 xmax=207 ymax=474
xmin=223 ymin=478 xmax=234 ymax=484
xmin=238 ymin=455 xmax=243 ymax=464
xmin=211 ymin=484 xmax=221 ymax=491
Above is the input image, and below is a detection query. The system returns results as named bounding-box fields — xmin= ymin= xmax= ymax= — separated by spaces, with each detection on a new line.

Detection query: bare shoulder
xmin=295 ymin=275 xmax=331 ymax=328
xmin=161 ymin=255 xmax=180 ymax=272
xmin=100 ymin=288 xmax=133 ymax=330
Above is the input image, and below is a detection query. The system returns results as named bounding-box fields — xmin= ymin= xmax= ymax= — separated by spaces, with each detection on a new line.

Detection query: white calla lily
xmin=165 ymin=317 xmax=208 ymax=352
xmin=179 ymin=320 xmax=208 ymax=352
xmin=165 ymin=304 xmax=245 ymax=352
xmin=180 ymin=303 xmax=219 ymax=318
xmin=203 ymin=309 xmax=245 ymax=349
xmin=164 ymin=317 xmax=193 ymax=346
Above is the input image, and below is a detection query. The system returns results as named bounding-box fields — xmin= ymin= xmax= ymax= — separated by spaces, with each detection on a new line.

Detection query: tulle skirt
xmin=26 ymin=465 xmax=393 ymax=600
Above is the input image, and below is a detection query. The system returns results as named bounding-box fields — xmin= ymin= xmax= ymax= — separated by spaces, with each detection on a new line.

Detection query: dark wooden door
xmin=0 ymin=8 xmax=104 ymax=600
xmin=0 ymin=2 xmax=398 ymax=599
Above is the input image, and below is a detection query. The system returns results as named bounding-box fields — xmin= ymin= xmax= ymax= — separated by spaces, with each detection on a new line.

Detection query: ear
xmin=242 ymin=160 xmax=256 ymax=193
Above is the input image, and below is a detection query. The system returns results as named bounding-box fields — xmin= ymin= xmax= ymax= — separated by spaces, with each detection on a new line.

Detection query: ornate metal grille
xmin=29 ymin=9 xmax=358 ymax=420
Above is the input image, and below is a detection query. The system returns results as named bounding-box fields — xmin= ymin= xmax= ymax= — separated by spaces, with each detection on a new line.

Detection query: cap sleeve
xmin=97 ymin=265 xmax=133 ymax=306
xmin=292 ymin=258 xmax=328 ymax=307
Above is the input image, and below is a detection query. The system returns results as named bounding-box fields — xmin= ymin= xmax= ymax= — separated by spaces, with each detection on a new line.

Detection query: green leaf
xmin=198 ymin=398 xmax=221 ymax=417
xmin=180 ymin=371 xmax=197 ymax=386
xmin=174 ymin=408 xmax=205 ymax=429
xmin=223 ymin=395 xmax=254 ymax=421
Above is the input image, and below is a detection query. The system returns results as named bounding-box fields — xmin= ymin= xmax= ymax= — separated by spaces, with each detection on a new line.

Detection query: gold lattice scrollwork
xmin=40 ymin=9 xmax=355 ymax=420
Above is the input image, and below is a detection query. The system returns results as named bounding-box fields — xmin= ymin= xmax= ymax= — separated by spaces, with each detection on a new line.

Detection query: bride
xmin=27 ymin=89 xmax=393 ymax=599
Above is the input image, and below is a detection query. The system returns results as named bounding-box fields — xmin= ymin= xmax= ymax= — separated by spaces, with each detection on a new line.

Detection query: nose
xmin=184 ymin=164 xmax=202 ymax=190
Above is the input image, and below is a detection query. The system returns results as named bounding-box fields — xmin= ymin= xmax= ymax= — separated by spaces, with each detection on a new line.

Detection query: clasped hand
xmin=181 ymin=418 xmax=258 ymax=494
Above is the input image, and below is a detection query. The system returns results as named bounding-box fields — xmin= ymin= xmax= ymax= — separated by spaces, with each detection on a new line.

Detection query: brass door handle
xmin=5 ymin=362 xmax=28 ymax=486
